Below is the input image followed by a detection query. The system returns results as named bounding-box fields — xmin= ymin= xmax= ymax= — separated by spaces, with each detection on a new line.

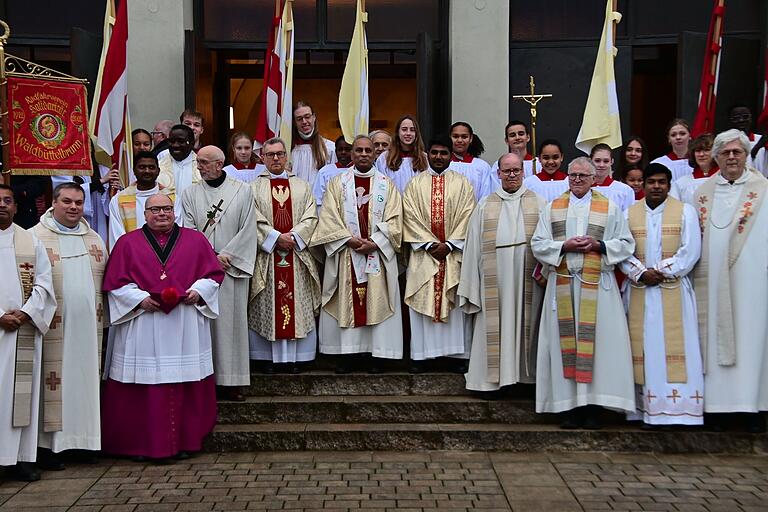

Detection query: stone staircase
xmin=205 ymin=371 xmax=768 ymax=453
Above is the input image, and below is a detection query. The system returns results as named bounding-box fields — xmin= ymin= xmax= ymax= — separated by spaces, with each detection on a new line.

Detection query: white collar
xmin=353 ymin=166 xmax=376 ymax=178
xmin=570 ymin=190 xmax=592 ymax=205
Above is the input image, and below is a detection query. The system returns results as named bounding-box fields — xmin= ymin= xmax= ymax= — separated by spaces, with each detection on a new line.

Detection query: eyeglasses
xmin=568 ymin=173 xmax=594 ymax=181
xmin=145 ymin=206 xmax=174 ymax=214
xmin=264 ymin=151 xmax=287 ymax=159
xmin=499 ymin=168 xmax=523 ymax=176
xmin=294 ymin=114 xmax=314 ymax=123
xmin=719 ymin=149 xmax=746 ymax=157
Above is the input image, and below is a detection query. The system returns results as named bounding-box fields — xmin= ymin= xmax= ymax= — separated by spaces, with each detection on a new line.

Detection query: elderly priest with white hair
xmin=694 ymin=128 xmax=768 ymax=433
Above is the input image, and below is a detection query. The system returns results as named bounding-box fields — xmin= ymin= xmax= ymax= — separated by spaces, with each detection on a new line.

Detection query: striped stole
xmin=481 ymin=191 xmax=540 ymax=383
xmin=551 ymin=192 xmax=609 ymax=383
xmin=627 ymin=198 xmax=686 ymax=385
xmin=32 ymin=225 xmax=106 ymax=432
xmin=12 ymin=225 xmax=37 ymax=428
xmin=118 ymin=186 xmax=175 ymax=233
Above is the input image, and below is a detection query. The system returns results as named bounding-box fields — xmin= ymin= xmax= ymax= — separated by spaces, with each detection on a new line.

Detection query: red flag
xmin=691 ymin=0 xmax=726 ymax=137
xmin=89 ymin=0 xmax=131 ymax=186
xmin=255 ymin=0 xmax=284 ymax=145
xmin=758 ymin=54 xmax=768 ymax=131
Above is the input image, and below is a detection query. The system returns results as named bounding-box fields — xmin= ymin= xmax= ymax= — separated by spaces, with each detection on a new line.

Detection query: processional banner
xmin=7 ymin=76 xmax=93 ymax=176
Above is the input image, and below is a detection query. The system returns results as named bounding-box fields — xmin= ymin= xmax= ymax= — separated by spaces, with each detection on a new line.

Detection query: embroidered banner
xmin=7 ymin=77 xmax=93 ymax=176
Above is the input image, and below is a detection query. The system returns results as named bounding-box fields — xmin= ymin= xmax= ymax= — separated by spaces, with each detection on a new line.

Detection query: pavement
xmin=1 ymin=451 xmax=767 ymax=511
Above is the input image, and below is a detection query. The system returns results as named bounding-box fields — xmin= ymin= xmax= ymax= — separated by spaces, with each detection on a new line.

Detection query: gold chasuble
xmin=310 ymin=170 xmax=402 ymax=327
xmin=403 ymin=170 xmax=475 ymax=322
xmin=32 ymin=216 xmax=105 ymax=432
xmin=249 ymin=172 xmax=321 ymax=341
xmin=627 ymin=198 xmax=686 ymax=385
xmin=551 ymin=191 xmax=609 ymax=383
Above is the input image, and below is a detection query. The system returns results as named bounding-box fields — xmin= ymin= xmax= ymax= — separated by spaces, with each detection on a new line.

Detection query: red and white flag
xmin=691 ymin=0 xmax=726 ymax=137
xmin=757 ymin=54 xmax=768 ymax=131
xmin=89 ymin=0 xmax=132 ymax=185
xmin=255 ymin=0 xmax=294 ymax=150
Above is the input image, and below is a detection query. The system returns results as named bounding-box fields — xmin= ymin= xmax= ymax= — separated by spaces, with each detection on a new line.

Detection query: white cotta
xmin=651 ymin=154 xmax=693 ymax=182
xmin=593 ymin=180 xmax=635 ymax=212
xmin=224 ymin=163 xmax=267 ymax=184
xmin=313 ymin=163 xmax=350 ymax=207
xmin=447 ymin=157 xmax=493 ymax=200
xmin=522 ymin=175 xmax=569 ymax=203
xmin=290 ymin=138 xmax=336 ymax=186
xmin=375 ymin=151 xmax=420 ymax=193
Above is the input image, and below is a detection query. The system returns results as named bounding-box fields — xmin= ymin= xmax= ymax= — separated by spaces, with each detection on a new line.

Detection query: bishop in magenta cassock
xmin=100 ymin=194 xmax=224 ymax=460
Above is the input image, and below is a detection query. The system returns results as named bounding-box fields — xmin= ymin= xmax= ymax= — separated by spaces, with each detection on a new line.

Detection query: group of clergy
xmin=2 ymin=120 xmax=767 ymax=481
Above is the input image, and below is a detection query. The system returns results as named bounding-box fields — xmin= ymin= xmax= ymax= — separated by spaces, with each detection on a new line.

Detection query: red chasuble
xmin=535 ymin=169 xmax=568 ymax=181
xmin=351 ymin=175 xmax=371 ymax=327
xmin=692 ymin=165 xmax=719 ymax=179
xmin=103 ymin=225 xmax=224 ymax=311
xmin=430 ymin=174 xmax=447 ymax=322
xmin=270 ymin=178 xmax=297 ymax=339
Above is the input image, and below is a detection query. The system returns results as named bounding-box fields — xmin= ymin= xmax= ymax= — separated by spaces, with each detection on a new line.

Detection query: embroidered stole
xmin=430 ymin=175 xmax=447 ymax=322
xmin=350 ymin=176 xmax=372 ymax=326
xmin=694 ymin=169 xmax=768 ymax=367
xmin=341 ymin=170 xmax=388 ymax=283
xmin=12 ymin=225 xmax=37 ymax=428
xmin=270 ymin=178 xmax=297 ymax=339
xmin=117 ymin=185 xmax=174 ymax=232
xmin=627 ymin=198 xmax=686 ymax=385
xmin=32 ymin=224 xmax=105 ymax=432
xmin=481 ymin=191 xmax=540 ymax=383
xmin=551 ymin=191 xmax=609 ymax=383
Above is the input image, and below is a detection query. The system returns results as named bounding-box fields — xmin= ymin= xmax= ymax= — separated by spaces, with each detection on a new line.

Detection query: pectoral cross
xmin=203 ymin=200 xmax=224 ymax=233
xmin=513 ymin=76 xmax=552 ymax=175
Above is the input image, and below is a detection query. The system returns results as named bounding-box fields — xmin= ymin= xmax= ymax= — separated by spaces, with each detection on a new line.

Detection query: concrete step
xmin=217 ymin=395 xmax=554 ymax=425
xmin=204 ymin=422 xmax=768 ymax=453
xmin=245 ymin=372 xmax=478 ymax=397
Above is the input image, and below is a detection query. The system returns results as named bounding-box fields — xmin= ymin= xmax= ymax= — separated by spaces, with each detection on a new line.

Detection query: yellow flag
xmin=575 ymin=0 xmax=622 ymax=154
xmin=338 ymin=0 xmax=369 ymax=144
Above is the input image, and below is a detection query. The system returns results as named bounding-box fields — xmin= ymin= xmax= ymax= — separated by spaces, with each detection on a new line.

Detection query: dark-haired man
xmin=403 ymin=136 xmax=475 ymax=372
xmin=0 ymin=184 xmax=56 ymax=481
xmin=620 ymin=163 xmax=703 ymax=428
xmin=157 ymin=124 xmax=201 ymax=213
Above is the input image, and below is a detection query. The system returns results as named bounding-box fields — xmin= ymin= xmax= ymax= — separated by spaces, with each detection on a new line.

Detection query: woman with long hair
xmin=290 ymin=101 xmax=336 ymax=186
xmin=375 ymin=115 xmax=428 ymax=192
xmin=615 ymin=136 xmax=648 ymax=182
xmin=590 ymin=143 xmax=634 ymax=211
xmin=447 ymin=121 xmax=491 ymax=200
xmin=223 ymin=132 xmax=264 ymax=183
xmin=650 ymin=118 xmax=693 ymax=181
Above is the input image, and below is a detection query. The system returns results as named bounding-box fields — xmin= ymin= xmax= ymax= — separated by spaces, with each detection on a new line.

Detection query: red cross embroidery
xmin=19 ymin=262 xmax=34 ymax=271
xmin=690 ymin=390 xmax=703 ymax=404
xmin=96 ymin=303 xmax=104 ymax=322
xmin=666 ymin=389 xmax=681 ymax=403
xmin=88 ymin=244 xmax=104 ymax=262
xmin=49 ymin=314 xmax=62 ymax=329
xmin=46 ymin=371 xmax=61 ymax=391
xmin=46 ymin=248 xmax=61 ymax=265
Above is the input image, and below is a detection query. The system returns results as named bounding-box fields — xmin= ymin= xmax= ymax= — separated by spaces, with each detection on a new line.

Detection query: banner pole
xmin=0 ymin=20 xmax=10 ymax=185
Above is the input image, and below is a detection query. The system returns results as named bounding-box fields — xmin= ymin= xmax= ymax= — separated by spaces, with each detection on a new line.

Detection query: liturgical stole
xmin=551 ymin=191 xmax=609 ymax=384
xmin=12 ymin=225 xmax=37 ymax=429
xmin=626 ymin=198 xmax=686 ymax=385
xmin=481 ymin=190 xmax=540 ymax=384
xmin=270 ymin=178 xmax=297 ymax=340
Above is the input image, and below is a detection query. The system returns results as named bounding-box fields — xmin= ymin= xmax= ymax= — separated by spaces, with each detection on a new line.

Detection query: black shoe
xmin=335 ymin=363 xmax=351 ymax=375
xmin=745 ymin=413 xmax=766 ymax=434
xmin=289 ymin=364 xmax=302 ymax=374
xmin=409 ymin=361 xmax=426 ymax=374
xmin=262 ymin=363 xmax=276 ymax=375
xmin=68 ymin=449 xmax=99 ymax=464
xmin=37 ymin=448 xmax=65 ymax=471
xmin=131 ymin=455 xmax=148 ymax=463
xmin=368 ymin=362 xmax=384 ymax=374
xmin=173 ymin=451 xmax=191 ymax=460
xmin=10 ymin=462 xmax=41 ymax=482
xmin=560 ymin=410 xmax=583 ymax=430
xmin=706 ymin=413 xmax=727 ymax=432
xmin=449 ymin=361 xmax=468 ymax=374
xmin=582 ymin=405 xmax=603 ymax=430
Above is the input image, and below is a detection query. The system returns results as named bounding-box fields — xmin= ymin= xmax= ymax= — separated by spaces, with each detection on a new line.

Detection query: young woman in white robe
xmin=374 ymin=115 xmax=428 ymax=193
xmin=447 ymin=121 xmax=492 ymax=200
xmin=671 ymin=133 xmax=718 ymax=206
xmin=590 ymin=144 xmax=635 ymax=212
xmin=650 ymin=119 xmax=694 ymax=182
xmin=223 ymin=132 xmax=265 ymax=184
